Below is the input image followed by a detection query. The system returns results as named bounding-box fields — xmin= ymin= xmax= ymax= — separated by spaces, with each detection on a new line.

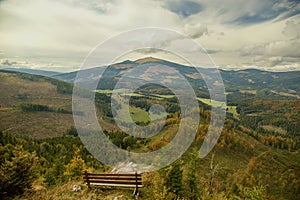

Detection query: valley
xmin=0 ymin=58 xmax=299 ymax=199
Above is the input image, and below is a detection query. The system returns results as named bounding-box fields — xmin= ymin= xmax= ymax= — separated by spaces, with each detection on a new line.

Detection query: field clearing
xmin=114 ymin=96 xmax=167 ymax=123
xmin=96 ymin=89 xmax=237 ymax=119
xmin=261 ymin=125 xmax=287 ymax=135
xmin=239 ymin=89 xmax=257 ymax=94
xmin=197 ymin=97 xmax=226 ymax=108
xmin=271 ymin=90 xmax=300 ymax=99
xmin=0 ymin=109 xmax=74 ymax=139
xmin=227 ymin=106 xmax=239 ymax=119
xmin=95 ymin=89 xmax=126 ymax=93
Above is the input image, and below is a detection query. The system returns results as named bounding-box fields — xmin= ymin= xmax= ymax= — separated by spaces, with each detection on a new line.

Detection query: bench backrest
xmin=83 ymin=171 xmax=142 ymax=188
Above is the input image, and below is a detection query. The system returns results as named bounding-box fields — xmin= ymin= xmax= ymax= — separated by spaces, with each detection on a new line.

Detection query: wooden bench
xmin=83 ymin=171 xmax=143 ymax=196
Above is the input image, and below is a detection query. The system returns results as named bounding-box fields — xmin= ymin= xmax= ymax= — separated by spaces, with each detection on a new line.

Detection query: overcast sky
xmin=0 ymin=0 xmax=299 ymax=72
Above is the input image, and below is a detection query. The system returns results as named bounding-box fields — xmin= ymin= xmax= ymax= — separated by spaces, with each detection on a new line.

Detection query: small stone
xmin=72 ymin=185 xmax=81 ymax=192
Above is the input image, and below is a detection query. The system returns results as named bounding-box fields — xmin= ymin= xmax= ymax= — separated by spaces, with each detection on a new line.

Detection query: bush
xmin=243 ymin=186 xmax=266 ymax=200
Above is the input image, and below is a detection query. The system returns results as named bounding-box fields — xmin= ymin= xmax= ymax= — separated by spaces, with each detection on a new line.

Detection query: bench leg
xmin=133 ymin=187 xmax=139 ymax=199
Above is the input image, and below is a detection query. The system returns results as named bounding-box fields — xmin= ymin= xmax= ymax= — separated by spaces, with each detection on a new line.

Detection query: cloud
xmin=1 ymin=59 xmax=17 ymax=66
xmin=239 ymin=38 xmax=300 ymax=66
xmin=230 ymin=0 xmax=300 ymax=24
xmin=267 ymin=56 xmax=283 ymax=67
xmin=186 ymin=0 xmax=299 ymax=26
xmin=135 ymin=48 xmax=166 ymax=54
xmin=283 ymin=19 xmax=300 ymax=39
xmin=164 ymin=0 xmax=203 ymax=18
xmin=184 ymin=23 xmax=207 ymax=39
xmin=206 ymin=49 xmax=221 ymax=54
xmin=273 ymin=0 xmax=300 ymax=21
xmin=0 ymin=58 xmax=72 ymax=72
xmin=0 ymin=0 xmax=299 ymax=72
xmin=62 ymin=0 xmax=118 ymax=14
xmin=223 ymin=62 xmax=299 ymax=72
xmin=239 ymin=17 xmax=300 ymax=59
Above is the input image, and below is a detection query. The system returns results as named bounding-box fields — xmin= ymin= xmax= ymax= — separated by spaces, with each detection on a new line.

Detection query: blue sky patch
xmin=164 ymin=0 xmax=203 ymax=18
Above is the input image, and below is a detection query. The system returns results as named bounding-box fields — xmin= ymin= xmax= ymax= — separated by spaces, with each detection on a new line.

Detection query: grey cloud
xmin=206 ymin=49 xmax=220 ymax=54
xmin=1 ymin=59 xmax=17 ymax=66
xmin=224 ymin=0 xmax=300 ymax=25
xmin=135 ymin=48 xmax=166 ymax=54
xmin=164 ymin=0 xmax=203 ymax=18
xmin=184 ymin=23 xmax=207 ymax=39
xmin=240 ymin=38 xmax=300 ymax=58
xmin=283 ymin=19 xmax=300 ymax=39
xmin=62 ymin=0 xmax=117 ymax=14
xmin=267 ymin=56 xmax=283 ymax=67
xmin=253 ymin=55 xmax=298 ymax=68
xmin=273 ymin=0 xmax=300 ymax=21
xmin=253 ymin=17 xmax=300 ymax=59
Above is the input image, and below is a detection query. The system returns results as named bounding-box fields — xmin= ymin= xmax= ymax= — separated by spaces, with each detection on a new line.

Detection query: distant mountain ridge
xmin=5 ymin=57 xmax=300 ymax=100
xmin=2 ymin=67 xmax=61 ymax=77
xmin=52 ymin=57 xmax=300 ymax=101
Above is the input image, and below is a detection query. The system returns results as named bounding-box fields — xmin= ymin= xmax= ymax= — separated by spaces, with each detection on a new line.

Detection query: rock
xmin=72 ymin=185 xmax=81 ymax=192
xmin=113 ymin=195 xmax=127 ymax=200
xmin=114 ymin=162 xmax=154 ymax=173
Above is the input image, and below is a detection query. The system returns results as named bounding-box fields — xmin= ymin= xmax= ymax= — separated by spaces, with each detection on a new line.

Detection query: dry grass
xmin=15 ymin=181 xmax=136 ymax=200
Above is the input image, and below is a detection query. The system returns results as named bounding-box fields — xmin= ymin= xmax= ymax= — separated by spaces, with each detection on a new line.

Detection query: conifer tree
xmin=0 ymin=145 xmax=37 ymax=198
xmin=187 ymin=149 xmax=199 ymax=199
xmin=44 ymin=158 xmax=66 ymax=186
xmin=165 ymin=160 xmax=183 ymax=198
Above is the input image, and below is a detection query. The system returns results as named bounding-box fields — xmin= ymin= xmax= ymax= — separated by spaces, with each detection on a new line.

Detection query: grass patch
xmin=227 ymin=106 xmax=239 ymax=119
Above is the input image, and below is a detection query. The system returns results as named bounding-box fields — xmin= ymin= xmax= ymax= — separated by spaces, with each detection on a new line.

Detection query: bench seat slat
xmin=88 ymin=179 xmax=142 ymax=185
xmin=90 ymin=183 xmax=143 ymax=188
xmin=84 ymin=176 xmax=142 ymax=180
xmin=86 ymin=173 xmax=141 ymax=177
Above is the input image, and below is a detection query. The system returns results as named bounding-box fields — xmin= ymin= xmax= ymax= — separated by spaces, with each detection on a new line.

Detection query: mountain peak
xmin=134 ymin=57 xmax=165 ymax=64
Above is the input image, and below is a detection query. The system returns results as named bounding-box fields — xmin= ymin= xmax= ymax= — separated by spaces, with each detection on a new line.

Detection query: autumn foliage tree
xmin=64 ymin=147 xmax=87 ymax=179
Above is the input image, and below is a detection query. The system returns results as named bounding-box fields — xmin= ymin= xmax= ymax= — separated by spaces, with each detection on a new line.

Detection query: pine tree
xmin=0 ymin=145 xmax=37 ymax=198
xmin=44 ymin=158 xmax=66 ymax=186
xmin=165 ymin=160 xmax=183 ymax=198
xmin=187 ymin=149 xmax=199 ymax=199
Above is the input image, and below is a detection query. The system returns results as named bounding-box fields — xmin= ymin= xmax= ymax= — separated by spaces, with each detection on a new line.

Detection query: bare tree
xmin=208 ymin=153 xmax=219 ymax=195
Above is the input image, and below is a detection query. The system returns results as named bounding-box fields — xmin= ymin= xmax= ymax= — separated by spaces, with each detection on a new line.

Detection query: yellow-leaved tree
xmin=64 ymin=147 xmax=87 ymax=180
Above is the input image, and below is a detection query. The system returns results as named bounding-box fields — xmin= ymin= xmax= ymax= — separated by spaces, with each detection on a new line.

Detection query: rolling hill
xmin=52 ymin=57 xmax=300 ymax=144
xmin=0 ymin=70 xmax=74 ymax=139
xmin=2 ymin=68 xmax=61 ymax=77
